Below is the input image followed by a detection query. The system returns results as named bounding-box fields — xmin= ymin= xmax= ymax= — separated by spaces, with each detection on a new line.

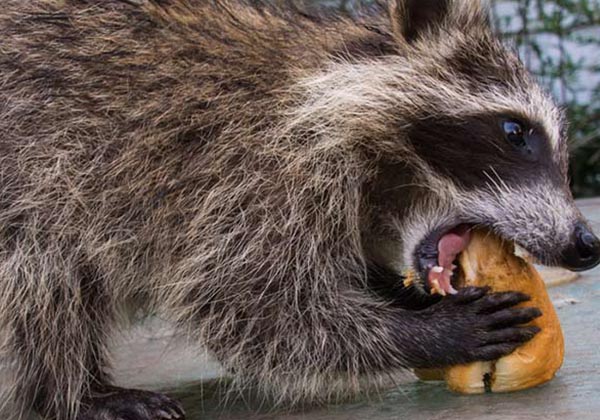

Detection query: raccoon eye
xmin=502 ymin=120 xmax=527 ymax=148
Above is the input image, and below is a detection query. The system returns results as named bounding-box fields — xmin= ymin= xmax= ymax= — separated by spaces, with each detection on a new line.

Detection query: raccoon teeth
xmin=514 ymin=244 xmax=533 ymax=262
xmin=432 ymin=266 xmax=444 ymax=273
xmin=430 ymin=279 xmax=446 ymax=296
xmin=447 ymin=283 xmax=458 ymax=295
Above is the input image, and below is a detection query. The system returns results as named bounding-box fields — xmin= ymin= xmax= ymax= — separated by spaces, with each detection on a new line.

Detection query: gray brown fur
xmin=0 ymin=1 xmax=588 ymax=419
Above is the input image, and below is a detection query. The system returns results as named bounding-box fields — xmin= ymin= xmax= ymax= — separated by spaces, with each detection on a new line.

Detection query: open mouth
xmin=414 ymin=223 xmax=473 ymax=296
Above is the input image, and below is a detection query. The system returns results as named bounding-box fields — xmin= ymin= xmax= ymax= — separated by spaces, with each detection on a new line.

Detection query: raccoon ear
xmin=389 ymin=0 xmax=487 ymax=44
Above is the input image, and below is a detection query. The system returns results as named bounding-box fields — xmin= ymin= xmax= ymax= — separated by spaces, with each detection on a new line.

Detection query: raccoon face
xmin=290 ymin=1 xmax=600 ymax=296
xmin=356 ymin=0 xmax=600 ymax=296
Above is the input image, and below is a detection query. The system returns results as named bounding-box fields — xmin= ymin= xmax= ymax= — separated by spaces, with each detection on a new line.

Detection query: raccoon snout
xmin=559 ymin=222 xmax=600 ymax=272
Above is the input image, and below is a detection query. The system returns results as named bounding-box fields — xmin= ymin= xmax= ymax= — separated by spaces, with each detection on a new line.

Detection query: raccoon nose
xmin=560 ymin=222 xmax=600 ymax=272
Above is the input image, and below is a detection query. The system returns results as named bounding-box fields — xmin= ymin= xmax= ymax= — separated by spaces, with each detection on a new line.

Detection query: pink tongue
xmin=438 ymin=228 xmax=471 ymax=268
xmin=427 ymin=227 xmax=471 ymax=296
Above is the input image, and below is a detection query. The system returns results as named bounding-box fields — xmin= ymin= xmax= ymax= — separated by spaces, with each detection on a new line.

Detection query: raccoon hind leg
xmin=1 ymin=255 xmax=185 ymax=420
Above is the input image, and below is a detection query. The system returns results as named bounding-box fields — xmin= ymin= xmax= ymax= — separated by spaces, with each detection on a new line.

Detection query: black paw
xmin=78 ymin=386 xmax=185 ymax=420
xmin=414 ymin=286 xmax=542 ymax=368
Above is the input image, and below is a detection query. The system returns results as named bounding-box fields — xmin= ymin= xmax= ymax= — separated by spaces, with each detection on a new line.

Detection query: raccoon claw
xmin=473 ymin=326 xmax=540 ymax=361
xmin=484 ymin=325 xmax=541 ymax=345
xmin=473 ymin=290 xmax=532 ymax=314
xmin=472 ymin=342 xmax=528 ymax=362
xmin=78 ymin=386 xmax=185 ymax=420
xmin=485 ymin=306 xmax=542 ymax=328
xmin=413 ymin=287 xmax=542 ymax=367
xmin=451 ymin=286 xmax=489 ymax=304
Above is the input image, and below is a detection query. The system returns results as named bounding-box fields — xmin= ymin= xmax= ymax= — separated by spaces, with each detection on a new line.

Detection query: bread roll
xmin=415 ymin=229 xmax=564 ymax=393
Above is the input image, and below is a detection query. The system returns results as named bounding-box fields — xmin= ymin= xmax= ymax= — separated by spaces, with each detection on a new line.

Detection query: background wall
xmin=304 ymin=0 xmax=600 ymax=197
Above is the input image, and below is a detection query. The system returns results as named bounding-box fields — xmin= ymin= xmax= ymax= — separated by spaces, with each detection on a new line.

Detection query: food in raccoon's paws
xmin=414 ymin=229 xmax=564 ymax=394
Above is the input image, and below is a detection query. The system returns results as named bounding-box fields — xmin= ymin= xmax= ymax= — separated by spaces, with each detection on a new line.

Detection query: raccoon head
xmin=293 ymin=0 xmax=600 ymax=297
xmin=381 ymin=0 xmax=600 ymax=295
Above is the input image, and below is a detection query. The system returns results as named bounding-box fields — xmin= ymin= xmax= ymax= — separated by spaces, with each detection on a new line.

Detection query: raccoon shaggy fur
xmin=0 ymin=0 xmax=599 ymax=419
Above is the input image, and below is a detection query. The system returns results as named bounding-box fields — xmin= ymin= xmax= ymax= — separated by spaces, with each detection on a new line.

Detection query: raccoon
xmin=0 ymin=0 xmax=598 ymax=419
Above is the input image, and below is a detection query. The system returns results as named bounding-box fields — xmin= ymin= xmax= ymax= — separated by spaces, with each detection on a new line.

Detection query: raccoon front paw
xmin=77 ymin=386 xmax=185 ymax=420
xmin=414 ymin=286 xmax=542 ymax=368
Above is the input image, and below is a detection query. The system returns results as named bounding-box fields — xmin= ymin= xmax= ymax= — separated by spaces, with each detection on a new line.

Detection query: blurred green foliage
xmin=304 ymin=0 xmax=600 ymax=197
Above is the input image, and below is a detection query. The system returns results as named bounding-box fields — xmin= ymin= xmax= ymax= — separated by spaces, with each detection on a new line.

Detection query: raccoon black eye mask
xmin=407 ymin=113 xmax=556 ymax=189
